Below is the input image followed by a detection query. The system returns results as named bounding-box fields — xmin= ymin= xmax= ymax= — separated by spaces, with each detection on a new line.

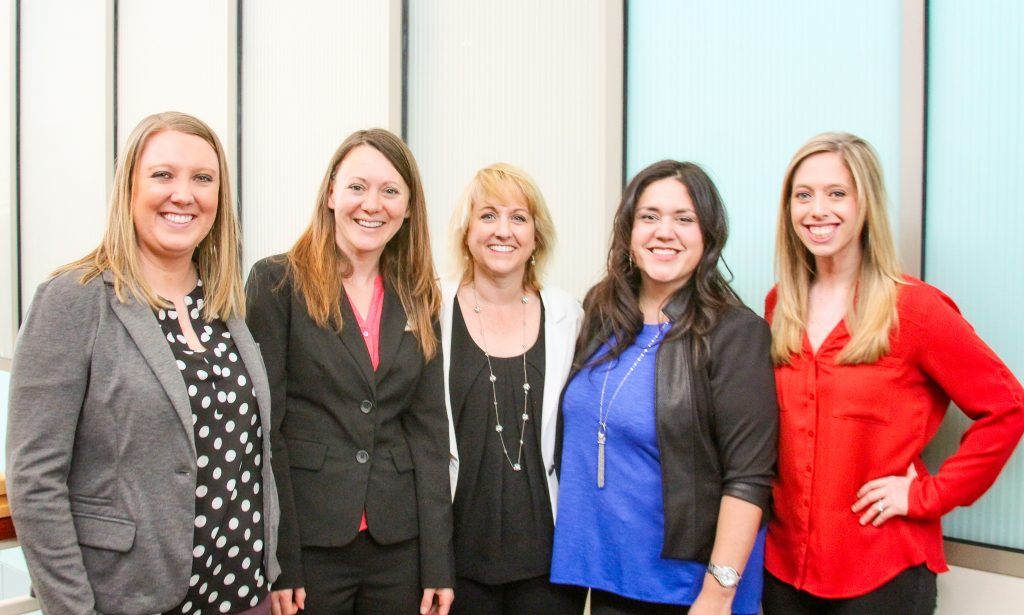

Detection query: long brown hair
xmin=55 ymin=111 xmax=244 ymax=320
xmin=286 ymin=128 xmax=440 ymax=359
xmin=771 ymin=132 xmax=903 ymax=365
xmin=578 ymin=160 xmax=739 ymax=368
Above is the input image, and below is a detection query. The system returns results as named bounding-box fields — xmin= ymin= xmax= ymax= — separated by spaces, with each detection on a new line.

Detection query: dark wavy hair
xmin=577 ymin=160 xmax=740 ymax=368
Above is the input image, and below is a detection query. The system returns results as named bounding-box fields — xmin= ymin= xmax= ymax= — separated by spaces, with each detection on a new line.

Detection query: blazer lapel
xmin=338 ymin=297 xmax=376 ymax=392
xmin=228 ymin=319 xmax=272 ymax=437
xmin=103 ymin=271 xmax=196 ymax=454
xmin=375 ymin=286 xmax=407 ymax=385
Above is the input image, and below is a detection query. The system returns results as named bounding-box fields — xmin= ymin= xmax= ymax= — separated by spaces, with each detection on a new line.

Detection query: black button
xmin=356 ymin=450 xmax=369 ymax=464
xmin=360 ymin=400 xmax=373 ymax=414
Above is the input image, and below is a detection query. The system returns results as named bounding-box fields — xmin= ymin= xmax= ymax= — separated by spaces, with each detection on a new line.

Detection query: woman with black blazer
xmin=245 ymin=129 xmax=454 ymax=615
xmin=550 ymin=160 xmax=777 ymax=615
xmin=7 ymin=111 xmax=280 ymax=615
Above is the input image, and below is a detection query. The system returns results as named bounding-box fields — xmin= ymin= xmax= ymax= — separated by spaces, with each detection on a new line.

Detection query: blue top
xmin=551 ymin=324 xmax=765 ymax=613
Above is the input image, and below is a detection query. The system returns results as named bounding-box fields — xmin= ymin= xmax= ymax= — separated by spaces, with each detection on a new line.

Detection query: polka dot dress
xmin=157 ymin=280 xmax=268 ymax=615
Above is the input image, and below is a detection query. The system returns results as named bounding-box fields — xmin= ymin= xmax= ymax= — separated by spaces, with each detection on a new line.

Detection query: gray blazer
xmin=6 ymin=269 xmax=280 ymax=615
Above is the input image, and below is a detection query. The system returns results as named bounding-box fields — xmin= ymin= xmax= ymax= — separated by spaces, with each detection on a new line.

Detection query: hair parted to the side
xmin=771 ymin=132 xmax=903 ymax=365
xmin=55 ymin=111 xmax=245 ymax=320
xmin=286 ymin=128 xmax=441 ymax=359
xmin=577 ymin=160 xmax=740 ymax=369
xmin=448 ymin=162 xmax=555 ymax=292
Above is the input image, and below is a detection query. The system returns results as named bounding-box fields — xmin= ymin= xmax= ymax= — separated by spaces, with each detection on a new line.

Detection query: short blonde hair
xmin=56 ymin=111 xmax=244 ymax=320
xmin=449 ymin=163 xmax=555 ymax=292
xmin=772 ymin=132 xmax=903 ymax=365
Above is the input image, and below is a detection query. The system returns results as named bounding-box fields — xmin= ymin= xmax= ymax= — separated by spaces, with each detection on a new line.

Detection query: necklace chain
xmin=596 ymin=323 xmax=667 ymax=488
xmin=471 ymin=284 xmax=532 ymax=472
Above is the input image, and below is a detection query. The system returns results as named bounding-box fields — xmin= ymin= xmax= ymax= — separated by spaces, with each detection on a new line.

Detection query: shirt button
xmin=807 ymin=430 xmax=814 ymax=437
xmin=805 ymin=465 xmax=812 ymax=473
xmin=362 ymin=330 xmax=369 ymax=337
xmin=360 ymin=400 xmax=373 ymax=414
xmin=803 ymin=499 xmax=809 ymax=507
xmin=356 ymin=450 xmax=370 ymax=464
xmin=809 ymin=392 xmax=816 ymax=400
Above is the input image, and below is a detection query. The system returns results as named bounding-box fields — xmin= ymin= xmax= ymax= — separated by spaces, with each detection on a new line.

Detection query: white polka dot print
xmin=156 ymin=280 xmax=267 ymax=614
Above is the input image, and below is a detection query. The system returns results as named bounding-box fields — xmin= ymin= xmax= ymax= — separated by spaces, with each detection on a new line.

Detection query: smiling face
xmin=630 ymin=177 xmax=704 ymax=300
xmin=328 ymin=144 xmax=410 ymax=263
xmin=465 ymin=187 xmax=536 ymax=284
xmin=131 ymin=130 xmax=219 ymax=270
xmin=789 ymin=151 xmax=862 ymax=269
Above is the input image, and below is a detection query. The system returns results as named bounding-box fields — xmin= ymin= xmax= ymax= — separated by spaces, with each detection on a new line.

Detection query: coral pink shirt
xmin=347 ymin=275 xmax=385 ymax=532
xmin=764 ymin=277 xmax=1024 ymax=598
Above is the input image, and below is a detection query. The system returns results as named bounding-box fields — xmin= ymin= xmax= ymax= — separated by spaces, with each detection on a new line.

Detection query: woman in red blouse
xmin=763 ymin=132 xmax=1024 ymax=614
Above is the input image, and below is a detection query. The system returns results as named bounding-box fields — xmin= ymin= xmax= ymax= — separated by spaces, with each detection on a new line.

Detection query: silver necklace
xmin=596 ymin=322 xmax=668 ymax=488
xmin=471 ymin=284 xmax=531 ymax=472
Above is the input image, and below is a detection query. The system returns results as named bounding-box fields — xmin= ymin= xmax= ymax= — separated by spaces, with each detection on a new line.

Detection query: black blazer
xmin=245 ymin=256 xmax=454 ymax=589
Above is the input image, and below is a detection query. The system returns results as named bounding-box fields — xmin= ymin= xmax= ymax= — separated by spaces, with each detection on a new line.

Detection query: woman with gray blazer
xmin=6 ymin=112 xmax=279 ymax=615
xmin=440 ymin=164 xmax=585 ymax=615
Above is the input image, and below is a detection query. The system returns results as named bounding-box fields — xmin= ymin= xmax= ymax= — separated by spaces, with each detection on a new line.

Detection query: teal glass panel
xmin=922 ymin=0 xmax=1024 ymax=550
xmin=627 ymin=0 xmax=902 ymax=309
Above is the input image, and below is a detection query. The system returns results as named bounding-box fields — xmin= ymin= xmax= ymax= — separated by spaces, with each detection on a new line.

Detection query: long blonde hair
xmin=287 ymin=128 xmax=440 ymax=359
xmin=448 ymin=163 xmax=556 ymax=292
xmin=55 ymin=111 xmax=245 ymax=320
xmin=771 ymin=132 xmax=903 ymax=365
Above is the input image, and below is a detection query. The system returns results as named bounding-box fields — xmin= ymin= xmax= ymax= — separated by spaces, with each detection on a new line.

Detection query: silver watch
xmin=706 ymin=563 xmax=741 ymax=588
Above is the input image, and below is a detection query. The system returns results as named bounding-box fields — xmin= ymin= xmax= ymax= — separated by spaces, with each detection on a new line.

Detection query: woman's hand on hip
xmin=420 ymin=587 xmax=454 ymax=615
xmin=270 ymin=587 xmax=306 ymax=615
xmin=853 ymin=463 xmax=918 ymax=526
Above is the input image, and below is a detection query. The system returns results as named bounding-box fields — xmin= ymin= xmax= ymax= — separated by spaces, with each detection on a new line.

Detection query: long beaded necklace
xmin=596 ymin=322 xmax=668 ymax=488
xmin=471 ymin=284 xmax=532 ymax=472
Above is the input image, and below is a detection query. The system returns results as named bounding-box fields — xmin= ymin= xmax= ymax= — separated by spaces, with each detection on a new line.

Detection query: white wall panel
xmin=407 ymin=0 xmax=623 ymax=300
xmin=117 ymin=0 xmax=237 ymax=163
xmin=241 ymin=0 xmax=403 ymax=272
xmin=19 ymin=0 xmax=113 ymax=315
xmin=0 ymin=0 xmax=15 ymax=357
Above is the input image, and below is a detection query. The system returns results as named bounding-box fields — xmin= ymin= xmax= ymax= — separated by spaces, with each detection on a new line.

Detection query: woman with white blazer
xmin=440 ymin=164 xmax=585 ymax=615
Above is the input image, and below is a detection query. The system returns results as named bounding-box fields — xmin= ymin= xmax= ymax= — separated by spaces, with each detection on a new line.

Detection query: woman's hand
xmin=690 ymin=579 xmax=734 ymax=615
xmin=420 ymin=588 xmax=454 ymax=615
xmin=270 ymin=587 xmax=306 ymax=615
xmin=853 ymin=463 xmax=918 ymax=526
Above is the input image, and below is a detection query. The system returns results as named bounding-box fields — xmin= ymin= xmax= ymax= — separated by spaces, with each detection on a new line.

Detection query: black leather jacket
xmin=559 ymin=291 xmax=778 ymax=562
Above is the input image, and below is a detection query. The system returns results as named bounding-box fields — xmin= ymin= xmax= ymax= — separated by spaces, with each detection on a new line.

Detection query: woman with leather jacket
xmin=550 ymin=160 xmax=778 ymax=615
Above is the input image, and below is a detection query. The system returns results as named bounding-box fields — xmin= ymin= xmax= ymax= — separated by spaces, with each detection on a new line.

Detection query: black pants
xmin=762 ymin=566 xmax=937 ymax=615
xmin=300 ymin=533 xmax=421 ymax=615
xmin=450 ymin=575 xmax=586 ymax=615
xmin=590 ymin=589 xmax=690 ymax=615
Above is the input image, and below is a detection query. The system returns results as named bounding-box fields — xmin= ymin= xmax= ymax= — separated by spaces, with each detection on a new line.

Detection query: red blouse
xmin=764 ymin=277 xmax=1024 ymax=598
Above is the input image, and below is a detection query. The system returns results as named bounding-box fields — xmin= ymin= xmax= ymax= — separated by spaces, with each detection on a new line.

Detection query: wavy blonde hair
xmin=55 ymin=111 xmax=244 ymax=320
xmin=286 ymin=128 xmax=440 ymax=359
xmin=772 ymin=132 xmax=903 ymax=365
xmin=448 ymin=163 xmax=555 ymax=292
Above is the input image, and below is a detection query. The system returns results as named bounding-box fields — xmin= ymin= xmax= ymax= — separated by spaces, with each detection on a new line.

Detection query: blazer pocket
xmin=70 ymin=493 xmax=114 ymax=506
xmin=391 ymin=444 xmax=414 ymax=473
xmin=72 ymin=512 xmax=137 ymax=553
xmin=287 ymin=437 xmax=328 ymax=470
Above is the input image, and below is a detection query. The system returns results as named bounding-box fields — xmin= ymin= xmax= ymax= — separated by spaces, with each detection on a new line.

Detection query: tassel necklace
xmin=471 ymin=284 xmax=531 ymax=472
xmin=596 ymin=322 xmax=668 ymax=488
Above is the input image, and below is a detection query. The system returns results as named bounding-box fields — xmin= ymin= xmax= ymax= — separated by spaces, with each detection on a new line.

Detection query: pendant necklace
xmin=596 ymin=322 xmax=668 ymax=488
xmin=471 ymin=284 xmax=532 ymax=472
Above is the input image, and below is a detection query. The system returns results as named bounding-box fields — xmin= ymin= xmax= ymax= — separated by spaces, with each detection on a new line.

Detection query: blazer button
xmin=356 ymin=450 xmax=370 ymax=464
xmin=360 ymin=400 xmax=373 ymax=414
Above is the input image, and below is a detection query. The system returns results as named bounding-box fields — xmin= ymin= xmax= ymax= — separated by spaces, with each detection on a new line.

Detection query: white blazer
xmin=440 ymin=279 xmax=583 ymax=520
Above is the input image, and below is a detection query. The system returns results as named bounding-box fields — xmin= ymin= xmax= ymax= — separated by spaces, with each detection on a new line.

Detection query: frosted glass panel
xmin=922 ymin=0 xmax=1024 ymax=550
xmin=627 ymin=0 xmax=902 ymax=309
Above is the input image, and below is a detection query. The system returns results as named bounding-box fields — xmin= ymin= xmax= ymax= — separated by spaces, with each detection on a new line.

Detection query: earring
xmin=628 ymin=253 xmax=634 ymax=268
xmin=530 ymin=253 xmax=537 ymax=266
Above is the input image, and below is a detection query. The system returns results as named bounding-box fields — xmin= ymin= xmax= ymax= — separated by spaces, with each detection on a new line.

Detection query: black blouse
xmin=449 ymin=296 xmax=552 ymax=584
xmin=156 ymin=281 xmax=269 ymax=615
